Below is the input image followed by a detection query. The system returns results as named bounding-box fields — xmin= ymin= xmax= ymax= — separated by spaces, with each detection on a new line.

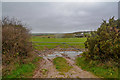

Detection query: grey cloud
xmin=2 ymin=2 xmax=118 ymax=33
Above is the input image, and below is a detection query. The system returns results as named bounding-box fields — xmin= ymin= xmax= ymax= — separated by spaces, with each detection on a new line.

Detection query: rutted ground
xmin=33 ymin=49 xmax=99 ymax=78
xmin=64 ymin=57 xmax=98 ymax=78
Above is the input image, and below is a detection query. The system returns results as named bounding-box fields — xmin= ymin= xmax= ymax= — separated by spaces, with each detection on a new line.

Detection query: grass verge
xmin=4 ymin=57 xmax=43 ymax=78
xmin=53 ymin=57 xmax=72 ymax=72
xmin=76 ymin=57 xmax=118 ymax=78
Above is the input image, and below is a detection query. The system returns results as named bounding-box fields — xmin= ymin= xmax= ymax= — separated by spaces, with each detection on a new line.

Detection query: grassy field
xmin=76 ymin=57 xmax=118 ymax=78
xmin=31 ymin=36 xmax=87 ymax=50
xmin=53 ymin=57 xmax=72 ymax=72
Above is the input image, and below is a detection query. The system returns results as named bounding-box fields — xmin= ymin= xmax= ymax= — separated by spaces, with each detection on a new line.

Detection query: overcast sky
xmin=2 ymin=2 xmax=118 ymax=33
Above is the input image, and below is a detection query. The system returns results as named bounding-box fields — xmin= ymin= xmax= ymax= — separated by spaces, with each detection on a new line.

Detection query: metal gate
xmin=32 ymin=41 xmax=85 ymax=55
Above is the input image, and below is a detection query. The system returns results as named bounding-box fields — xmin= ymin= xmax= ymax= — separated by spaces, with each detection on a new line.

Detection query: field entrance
xmin=32 ymin=37 xmax=87 ymax=59
xmin=31 ymin=37 xmax=98 ymax=78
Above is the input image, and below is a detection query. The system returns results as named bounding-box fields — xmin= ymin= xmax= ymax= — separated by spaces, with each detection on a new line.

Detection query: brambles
xmin=84 ymin=17 xmax=120 ymax=64
xmin=2 ymin=17 xmax=33 ymax=76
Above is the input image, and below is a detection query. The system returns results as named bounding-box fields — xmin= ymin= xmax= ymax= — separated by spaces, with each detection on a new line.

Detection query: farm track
xmin=33 ymin=55 xmax=99 ymax=79
xmin=33 ymin=45 xmax=100 ymax=78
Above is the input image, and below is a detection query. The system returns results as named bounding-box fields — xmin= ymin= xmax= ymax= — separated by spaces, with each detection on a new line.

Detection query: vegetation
xmin=76 ymin=17 xmax=119 ymax=78
xmin=2 ymin=16 xmax=119 ymax=78
xmin=76 ymin=57 xmax=118 ymax=78
xmin=32 ymin=37 xmax=87 ymax=50
xmin=84 ymin=17 xmax=120 ymax=63
xmin=0 ymin=25 xmax=1 ymax=50
xmin=59 ymin=33 xmax=75 ymax=38
xmin=4 ymin=57 xmax=43 ymax=78
xmin=32 ymin=31 xmax=91 ymax=38
xmin=2 ymin=17 xmax=32 ymax=64
xmin=53 ymin=57 xmax=72 ymax=72
xmin=2 ymin=17 xmax=41 ymax=78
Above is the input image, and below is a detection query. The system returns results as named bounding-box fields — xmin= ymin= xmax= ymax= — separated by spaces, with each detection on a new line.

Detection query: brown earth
xmin=33 ymin=56 xmax=100 ymax=79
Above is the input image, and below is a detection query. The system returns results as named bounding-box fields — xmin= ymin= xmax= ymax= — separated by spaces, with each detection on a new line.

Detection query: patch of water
xmin=43 ymin=51 xmax=83 ymax=59
xmin=54 ymin=51 xmax=82 ymax=57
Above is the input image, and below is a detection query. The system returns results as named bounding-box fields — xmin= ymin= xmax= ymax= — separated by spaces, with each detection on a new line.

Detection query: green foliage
xmin=4 ymin=63 xmax=35 ymax=78
xmin=41 ymin=69 xmax=48 ymax=75
xmin=84 ymin=17 xmax=120 ymax=63
xmin=4 ymin=57 xmax=43 ymax=78
xmin=76 ymin=57 xmax=118 ymax=78
xmin=53 ymin=57 xmax=72 ymax=72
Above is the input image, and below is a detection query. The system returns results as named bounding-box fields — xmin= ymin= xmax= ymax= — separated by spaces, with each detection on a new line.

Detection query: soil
xmin=33 ymin=55 xmax=99 ymax=79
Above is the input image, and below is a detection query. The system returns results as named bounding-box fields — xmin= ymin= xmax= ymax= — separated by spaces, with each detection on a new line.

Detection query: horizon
xmin=31 ymin=29 xmax=96 ymax=34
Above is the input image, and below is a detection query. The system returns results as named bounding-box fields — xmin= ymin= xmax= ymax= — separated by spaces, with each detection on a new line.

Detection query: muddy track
xmin=64 ymin=57 xmax=99 ymax=78
xmin=33 ymin=56 xmax=100 ymax=78
xmin=33 ymin=58 xmax=65 ymax=78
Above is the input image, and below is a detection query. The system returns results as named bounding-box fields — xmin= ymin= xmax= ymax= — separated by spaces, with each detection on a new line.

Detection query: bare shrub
xmin=2 ymin=17 xmax=33 ymax=76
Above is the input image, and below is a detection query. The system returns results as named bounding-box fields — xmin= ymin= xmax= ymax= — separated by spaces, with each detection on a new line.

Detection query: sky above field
xmin=2 ymin=2 xmax=118 ymax=33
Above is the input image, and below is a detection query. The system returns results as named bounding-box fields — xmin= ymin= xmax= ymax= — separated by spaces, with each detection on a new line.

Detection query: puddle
xmin=43 ymin=51 xmax=83 ymax=59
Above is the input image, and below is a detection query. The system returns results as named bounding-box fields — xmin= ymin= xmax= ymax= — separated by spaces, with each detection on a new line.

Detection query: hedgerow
xmin=2 ymin=17 xmax=33 ymax=76
xmin=84 ymin=17 xmax=120 ymax=65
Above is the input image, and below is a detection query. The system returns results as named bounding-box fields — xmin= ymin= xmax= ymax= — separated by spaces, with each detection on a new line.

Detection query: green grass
xmin=41 ymin=69 xmax=48 ymax=75
xmin=76 ymin=57 xmax=118 ymax=78
xmin=53 ymin=57 xmax=72 ymax=72
xmin=31 ymin=36 xmax=87 ymax=50
xmin=4 ymin=57 xmax=43 ymax=78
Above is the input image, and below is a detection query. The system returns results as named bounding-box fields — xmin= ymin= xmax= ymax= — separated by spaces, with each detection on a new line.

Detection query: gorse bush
xmin=2 ymin=17 xmax=33 ymax=76
xmin=84 ymin=17 xmax=120 ymax=64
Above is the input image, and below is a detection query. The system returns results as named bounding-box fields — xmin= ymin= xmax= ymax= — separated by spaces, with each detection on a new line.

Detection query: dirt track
xmin=33 ymin=56 xmax=99 ymax=78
